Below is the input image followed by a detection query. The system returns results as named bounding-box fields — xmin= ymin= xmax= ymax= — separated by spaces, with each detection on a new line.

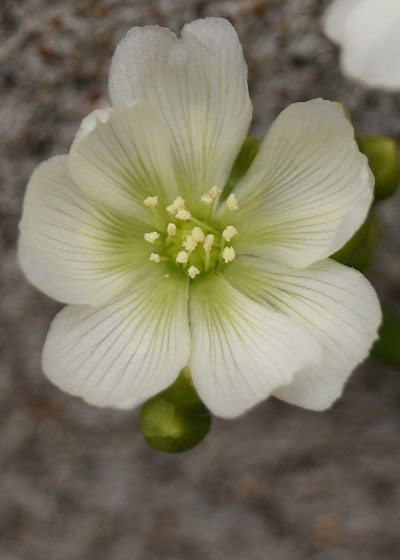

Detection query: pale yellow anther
xmin=222 ymin=225 xmax=238 ymax=242
xmin=176 ymin=250 xmax=189 ymax=264
xmin=210 ymin=186 xmax=221 ymax=199
xmin=166 ymin=196 xmax=186 ymax=215
xmin=226 ymin=194 xmax=239 ymax=211
xmin=144 ymin=231 xmax=160 ymax=244
xmin=191 ymin=226 xmax=205 ymax=242
xmin=183 ymin=235 xmax=197 ymax=252
xmin=176 ymin=208 xmax=192 ymax=221
xmin=167 ymin=223 xmax=177 ymax=236
xmin=203 ymin=234 xmax=215 ymax=251
xmin=149 ymin=253 xmax=161 ymax=263
xmin=222 ymin=246 xmax=236 ymax=263
xmin=201 ymin=194 xmax=213 ymax=205
xmin=143 ymin=196 xmax=158 ymax=207
xmin=172 ymin=196 xmax=186 ymax=210
xmin=188 ymin=266 xmax=200 ymax=279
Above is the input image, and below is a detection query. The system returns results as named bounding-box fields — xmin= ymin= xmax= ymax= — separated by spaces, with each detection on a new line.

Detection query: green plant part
xmin=140 ymin=369 xmax=211 ymax=453
xmin=372 ymin=306 xmax=400 ymax=369
xmin=332 ymin=211 xmax=379 ymax=274
xmin=358 ymin=136 xmax=400 ymax=202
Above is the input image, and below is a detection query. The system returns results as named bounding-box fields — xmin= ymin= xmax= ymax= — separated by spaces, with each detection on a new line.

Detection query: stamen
xmin=143 ymin=196 xmax=158 ymax=207
xmin=144 ymin=231 xmax=160 ymax=244
xmin=209 ymin=186 xmax=221 ymax=199
xmin=176 ymin=251 xmax=189 ymax=264
xmin=173 ymin=196 xmax=186 ymax=209
xmin=222 ymin=225 xmax=238 ymax=242
xmin=191 ymin=226 xmax=205 ymax=242
xmin=167 ymin=196 xmax=186 ymax=215
xmin=176 ymin=208 xmax=192 ymax=221
xmin=222 ymin=246 xmax=236 ymax=263
xmin=149 ymin=253 xmax=161 ymax=263
xmin=226 ymin=194 xmax=239 ymax=211
xmin=167 ymin=223 xmax=177 ymax=236
xmin=201 ymin=194 xmax=213 ymax=205
xmin=188 ymin=266 xmax=200 ymax=279
xmin=183 ymin=235 xmax=197 ymax=252
xmin=203 ymin=234 xmax=215 ymax=251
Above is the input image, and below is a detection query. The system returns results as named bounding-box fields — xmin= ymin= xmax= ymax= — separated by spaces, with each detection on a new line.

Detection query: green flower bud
xmin=358 ymin=136 xmax=400 ymax=202
xmin=140 ymin=369 xmax=211 ymax=453
xmin=332 ymin=211 xmax=379 ymax=274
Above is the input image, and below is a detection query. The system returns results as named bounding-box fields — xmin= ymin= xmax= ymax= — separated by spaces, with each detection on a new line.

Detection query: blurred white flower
xmin=19 ymin=18 xmax=381 ymax=419
xmin=323 ymin=0 xmax=400 ymax=90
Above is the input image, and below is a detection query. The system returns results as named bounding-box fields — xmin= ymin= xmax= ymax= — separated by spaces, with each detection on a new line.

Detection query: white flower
xmin=18 ymin=17 xmax=381 ymax=419
xmin=323 ymin=0 xmax=400 ymax=90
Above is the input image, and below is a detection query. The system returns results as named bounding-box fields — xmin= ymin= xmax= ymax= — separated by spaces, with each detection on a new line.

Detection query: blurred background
xmin=1 ymin=1 xmax=400 ymax=559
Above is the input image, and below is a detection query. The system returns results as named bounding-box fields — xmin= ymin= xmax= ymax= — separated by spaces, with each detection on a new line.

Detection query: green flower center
xmin=142 ymin=192 xmax=239 ymax=279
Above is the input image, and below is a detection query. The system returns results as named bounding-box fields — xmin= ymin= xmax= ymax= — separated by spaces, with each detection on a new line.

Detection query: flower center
xmin=142 ymin=190 xmax=239 ymax=279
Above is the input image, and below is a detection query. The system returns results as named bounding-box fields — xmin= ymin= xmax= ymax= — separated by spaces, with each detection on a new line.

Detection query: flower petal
xmin=322 ymin=0 xmax=364 ymax=44
xmin=109 ymin=18 xmax=252 ymax=203
xmin=189 ymin=274 xmax=321 ymax=418
xmin=42 ymin=274 xmax=190 ymax=409
xmin=228 ymin=99 xmax=374 ymax=268
xmin=224 ymin=256 xmax=381 ymax=410
xmin=335 ymin=0 xmax=400 ymax=90
xmin=19 ymin=155 xmax=158 ymax=306
xmin=69 ymin=102 xmax=178 ymax=217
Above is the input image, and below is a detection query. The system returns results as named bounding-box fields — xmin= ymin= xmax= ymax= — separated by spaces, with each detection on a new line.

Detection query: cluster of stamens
xmin=142 ymin=187 xmax=239 ymax=279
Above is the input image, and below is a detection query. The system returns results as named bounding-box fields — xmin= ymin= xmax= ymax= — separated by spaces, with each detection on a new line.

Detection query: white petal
xmin=109 ymin=18 xmax=252 ymax=203
xmin=19 ymin=155 xmax=156 ymax=306
xmin=322 ymin=0 xmax=364 ymax=44
xmin=229 ymin=99 xmax=374 ymax=268
xmin=224 ymin=256 xmax=382 ymax=410
xmin=69 ymin=102 xmax=177 ymax=217
xmin=337 ymin=0 xmax=400 ymax=90
xmin=42 ymin=274 xmax=190 ymax=409
xmin=189 ymin=274 xmax=321 ymax=418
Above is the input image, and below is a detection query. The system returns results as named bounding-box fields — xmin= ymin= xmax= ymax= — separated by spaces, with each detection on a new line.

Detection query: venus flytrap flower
xmin=323 ymin=0 xmax=400 ymax=90
xmin=19 ymin=17 xmax=381 ymax=422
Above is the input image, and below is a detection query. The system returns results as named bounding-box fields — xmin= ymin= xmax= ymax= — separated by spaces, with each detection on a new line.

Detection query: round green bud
xmin=140 ymin=397 xmax=211 ymax=453
xmin=358 ymin=136 xmax=400 ymax=202
xmin=140 ymin=369 xmax=211 ymax=453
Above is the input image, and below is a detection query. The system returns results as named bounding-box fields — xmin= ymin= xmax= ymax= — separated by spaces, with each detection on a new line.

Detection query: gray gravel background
xmin=1 ymin=1 xmax=400 ymax=559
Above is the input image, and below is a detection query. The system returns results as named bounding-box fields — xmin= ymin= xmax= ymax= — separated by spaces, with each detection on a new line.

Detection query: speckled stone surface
xmin=1 ymin=1 xmax=400 ymax=559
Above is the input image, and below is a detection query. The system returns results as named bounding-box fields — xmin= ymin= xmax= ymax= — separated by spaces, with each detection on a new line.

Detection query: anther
xmin=226 ymin=194 xmax=239 ymax=211
xmin=203 ymin=234 xmax=215 ymax=251
xmin=222 ymin=246 xmax=236 ymax=263
xmin=144 ymin=231 xmax=160 ymax=244
xmin=176 ymin=251 xmax=189 ymax=264
xmin=183 ymin=235 xmax=197 ymax=252
xmin=176 ymin=208 xmax=192 ymax=221
xmin=149 ymin=253 xmax=161 ymax=263
xmin=167 ymin=223 xmax=177 ymax=236
xmin=210 ymin=186 xmax=221 ymax=199
xmin=166 ymin=196 xmax=186 ymax=215
xmin=201 ymin=194 xmax=213 ymax=205
xmin=173 ymin=196 xmax=185 ymax=209
xmin=191 ymin=227 xmax=205 ymax=242
xmin=222 ymin=226 xmax=238 ymax=242
xmin=143 ymin=196 xmax=158 ymax=207
xmin=188 ymin=266 xmax=200 ymax=279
